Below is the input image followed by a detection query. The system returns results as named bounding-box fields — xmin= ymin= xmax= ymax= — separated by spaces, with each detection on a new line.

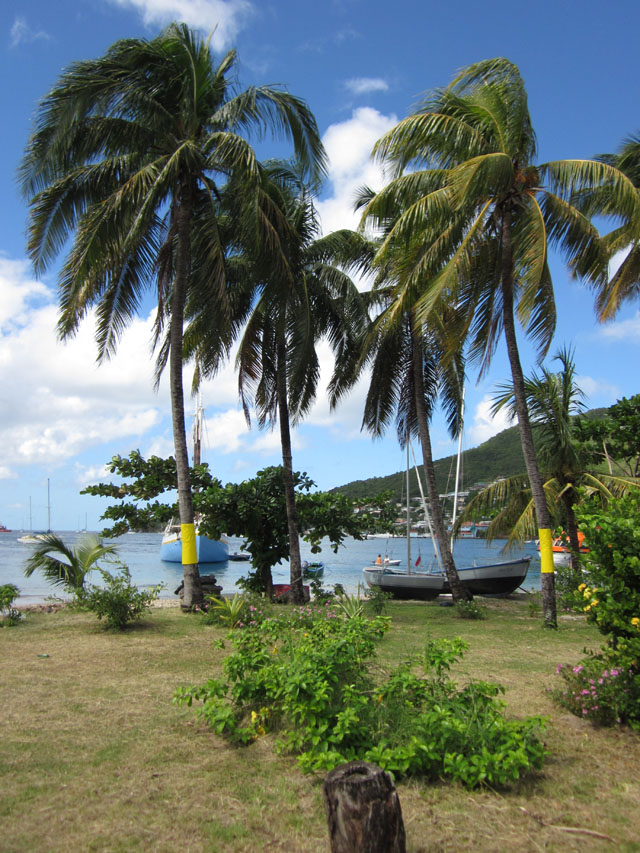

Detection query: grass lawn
xmin=1 ymin=597 xmax=639 ymax=852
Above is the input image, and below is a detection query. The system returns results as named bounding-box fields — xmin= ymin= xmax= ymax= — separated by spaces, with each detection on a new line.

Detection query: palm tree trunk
xmin=410 ymin=323 xmax=470 ymax=601
xmin=561 ymin=486 xmax=581 ymax=571
xmin=500 ymin=211 xmax=556 ymax=627
xmin=172 ymin=185 xmax=202 ymax=610
xmin=276 ymin=339 xmax=305 ymax=604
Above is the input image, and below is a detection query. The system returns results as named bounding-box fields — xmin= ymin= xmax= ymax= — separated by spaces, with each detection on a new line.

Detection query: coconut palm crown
xmin=24 ymin=533 xmax=119 ymax=597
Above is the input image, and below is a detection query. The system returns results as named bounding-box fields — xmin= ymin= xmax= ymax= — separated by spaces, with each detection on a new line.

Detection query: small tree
xmin=23 ymin=533 xmax=119 ymax=600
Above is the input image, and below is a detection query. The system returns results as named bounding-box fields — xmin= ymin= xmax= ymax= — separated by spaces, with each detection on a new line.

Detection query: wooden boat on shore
xmin=363 ymin=556 xmax=531 ymax=601
xmin=364 ymin=422 xmax=532 ymax=601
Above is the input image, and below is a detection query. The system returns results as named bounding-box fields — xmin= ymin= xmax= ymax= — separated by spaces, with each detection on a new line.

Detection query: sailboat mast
xmin=192 ymin=394 xmax=203 ymax=468
xmin=450 ymin=387 xmax=465 ymax=552
xmin=47 ymin=478 xmax=51 ymax=532
xmin=406 ymin=439 xmax=411 ymax=568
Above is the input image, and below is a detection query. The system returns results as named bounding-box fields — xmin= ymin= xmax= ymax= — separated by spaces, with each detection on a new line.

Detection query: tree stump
xmin=323 ymin=761 xmax=406 ymax=853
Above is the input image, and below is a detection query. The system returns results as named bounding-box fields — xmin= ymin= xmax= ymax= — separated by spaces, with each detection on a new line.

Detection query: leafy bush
xmin=364 ymin=584 xmax=393 ymax=614
xmin=0 ymin=584 xmax=22 ymax=626
xmin=552 ymin=661 xmax=638 ymax=727
xmin=454 ymin=599 xmax=487 ymax=620
xmin=85 ymin=567 xmax=161 ymax=630
xmin=204 ymin=594 xmax=248 ymax=628
xmin=554 ymin=559 xmax=585 ymax=612
xmin=551 ymin=493 xmax=640 ymax=727
xmin=175 ymin=609 xmax=546 ymax=787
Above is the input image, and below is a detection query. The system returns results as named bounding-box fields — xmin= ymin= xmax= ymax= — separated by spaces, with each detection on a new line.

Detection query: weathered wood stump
xmin=323 ymin=761 xmax=406 ymax=853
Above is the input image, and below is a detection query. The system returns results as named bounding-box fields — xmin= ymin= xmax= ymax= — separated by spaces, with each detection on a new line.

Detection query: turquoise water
xmin=0 ymin=530 xmax=542 ymax=605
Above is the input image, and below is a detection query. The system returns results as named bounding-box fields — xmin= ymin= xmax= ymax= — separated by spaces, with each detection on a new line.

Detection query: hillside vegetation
xmin=331 ymin=408 xmax=608 ymax=502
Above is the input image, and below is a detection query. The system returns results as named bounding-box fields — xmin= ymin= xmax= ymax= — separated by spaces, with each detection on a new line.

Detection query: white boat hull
xmin=363 ymin=557 xmax=531 ymax=601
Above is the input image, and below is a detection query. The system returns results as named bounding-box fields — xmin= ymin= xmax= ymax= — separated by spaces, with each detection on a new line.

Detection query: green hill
xmin=331 ymin=406 xmax=610 ymax=502
xmin=331 ymin=424 xmax=525 ymax=502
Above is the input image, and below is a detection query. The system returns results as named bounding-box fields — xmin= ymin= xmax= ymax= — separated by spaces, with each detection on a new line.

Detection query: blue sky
xmin=1 ymin=0 xmax=639 ymax=531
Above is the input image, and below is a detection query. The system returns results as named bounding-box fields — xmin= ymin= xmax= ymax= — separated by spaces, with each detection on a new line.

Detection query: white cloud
xmin=317 ymin=107 xmax=397 ymax=234
xmin=74 ymin=463 xmax=114 ymax=489
xmin=249 ymin=429 xmax=291 ymax=455
xmin=597 ymin=310 xmax=640 ymax=341
xmin=345 ymin=77 xmax=389 ymax=96
xmin=467 ymin=395 xmax=515 ymax=445
xmin=10 ymin=17 xmax=50 ymax=48
xmin=575 ymin=374 xmax=620 ymax=404
xmin=0 ymin=466 xmax=17 ymax=480
xmin=0 ymin=260 xmax=173 ymax=469
xmin=105 ymin=0 xmax=253 ymax=48
xmin=203 ymin=409 xmax=250 ymax=456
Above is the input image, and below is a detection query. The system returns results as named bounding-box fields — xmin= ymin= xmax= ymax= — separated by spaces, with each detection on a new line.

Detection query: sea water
xmin=0 ymin=531 xmax=543 ymax=605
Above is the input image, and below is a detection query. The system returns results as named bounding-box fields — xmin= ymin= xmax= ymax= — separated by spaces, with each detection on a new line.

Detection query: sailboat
xmin=160 ymin=397 xmax=229 ymax=564
xmin=18 ymin=484 xmax=53 ymax=544
xmin=363 ymin=420 xmax=530 ymax=600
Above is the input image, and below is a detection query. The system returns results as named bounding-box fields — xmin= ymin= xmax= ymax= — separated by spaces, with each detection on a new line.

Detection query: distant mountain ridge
xmin=331 ymin=407 xmax=607 ymax=502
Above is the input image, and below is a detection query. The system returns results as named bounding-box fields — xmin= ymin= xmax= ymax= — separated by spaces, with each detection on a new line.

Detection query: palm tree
xmin=24 ymin=533 xmax=119 ymax=598
xmin=459 ymin=348 xmax=640 ymax=565
xmin=340 ymin=293 xmax=469 ymax=600
xmin=197 ymin=162 xmax=368 ymax=602
xmin=361 ymin=58 xmax=638 ymax=626
xmin=19 ymin=25 xmax=326 ymax=609
xmin=583 ymin=132 xmax=640 ymax=320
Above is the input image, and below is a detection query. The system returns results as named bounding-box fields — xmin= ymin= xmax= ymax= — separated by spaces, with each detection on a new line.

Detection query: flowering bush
xmin=550 ymin=493 xmax=640 ymax=728
xmin=0 ymin=583 xmax=22 ymax=626
xmin=175 ymin=608 xmax=546 ymax=787
xmin=552 ymin=661 xmax=638 ymax=726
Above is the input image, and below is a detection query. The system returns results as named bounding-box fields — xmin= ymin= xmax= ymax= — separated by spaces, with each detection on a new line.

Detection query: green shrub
xmin=85 ymin=567 xmax=161 ymax=630
xmin=551 ymin=493 xmax=640 ymax=727
xmin=175 ymin=609 xmax=546 ymax=787
xmin=0 ymin=584 xmax=21 ymax=626
xmin=551 ymin=660 xmax=639 ymax=727
xmin=454 ymin=599 xmax=487 ymax=620
xmin=364 ymin=584 xmax=393 ymax=615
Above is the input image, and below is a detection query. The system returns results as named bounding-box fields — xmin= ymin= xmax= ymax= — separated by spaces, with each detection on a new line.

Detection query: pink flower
xmin=573 ymin=665 xmax=584 ymax=674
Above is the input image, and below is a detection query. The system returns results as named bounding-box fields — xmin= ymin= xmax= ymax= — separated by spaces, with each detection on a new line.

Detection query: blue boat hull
xmin=160 ymin=534 xmax=229 ymax=563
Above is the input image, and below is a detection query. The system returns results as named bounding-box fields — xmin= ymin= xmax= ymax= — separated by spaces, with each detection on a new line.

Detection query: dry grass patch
xmin=1 ymin=599 xmax=639 ymax=851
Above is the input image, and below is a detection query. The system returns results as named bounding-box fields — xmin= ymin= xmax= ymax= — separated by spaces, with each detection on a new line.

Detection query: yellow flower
xmin=591 ymin=600 xmax=599 ymax=607
xmin=578 ymin=583 xmax=586 ymax=591
xmin=272 ymin=645 xmax=278 ymax=655
xmin=251 ymin=710 xmax=258 ymax=723
xmin=584 ymin=605 xmax=591 ymax=612
xmin=583 ymin=588 xmax=591 ymax=598
xmin=631 ymin=617 xmax=640 ymax=627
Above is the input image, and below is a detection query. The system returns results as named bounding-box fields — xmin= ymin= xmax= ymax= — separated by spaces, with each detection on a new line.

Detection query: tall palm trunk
xmin=172 ymin=185 xmax=202 ymax=609
xmin=410 ymin=323 xmax=470 ymax=601
xmin=500 ymin=211 xmax=556 ymax=626
xmin=276 ymin=338 xmax=305 ymax=603
xmin=560 ymin=484 xmax=581 ymax=571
